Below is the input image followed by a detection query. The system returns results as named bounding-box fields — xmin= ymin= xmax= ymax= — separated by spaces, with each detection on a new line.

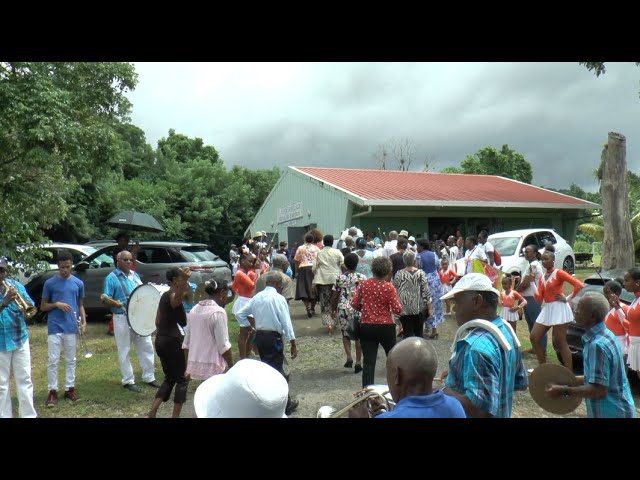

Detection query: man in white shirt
xmin=464 ymin=236 xmax=488 ymax=275
xmin=477 ymin=231 xmax=495 ymax=267
xmin=382 ymin=231 xmax=398 ymax=258
xmin=236 ymin=271 xmax=299 ymax=415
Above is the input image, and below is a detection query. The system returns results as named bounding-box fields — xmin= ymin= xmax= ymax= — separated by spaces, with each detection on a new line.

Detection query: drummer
xmin=102 ymin=250 xmax=160 ymax=393
xmin=545 ymin=293 xmax=636 ymax=418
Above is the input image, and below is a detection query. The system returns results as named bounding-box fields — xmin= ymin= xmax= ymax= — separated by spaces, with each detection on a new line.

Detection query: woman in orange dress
xmin=622 ymin=268 xmax=640 ymax=378
xmin=499 ymin=274 xmax=527 ymax=333
xmin=529 ymin=248 xmax=584 ymax=372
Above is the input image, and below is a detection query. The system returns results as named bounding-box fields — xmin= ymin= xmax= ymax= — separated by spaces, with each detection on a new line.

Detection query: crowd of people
xmin=0 ymin=224 xmax=638 ymax=418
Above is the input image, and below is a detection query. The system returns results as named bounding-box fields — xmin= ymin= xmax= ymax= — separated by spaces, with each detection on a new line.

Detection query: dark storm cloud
xmin=131 ymin=62 xmax=640 ymax=192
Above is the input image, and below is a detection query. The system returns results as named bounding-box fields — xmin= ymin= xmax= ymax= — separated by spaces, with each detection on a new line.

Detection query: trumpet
xmin=2 ymin=279 xmax=37 ymax=320
xmin=76 ymin=314 xmax=93 ymax=359
xmin=317 ymin=385 xmax=395 ymax=418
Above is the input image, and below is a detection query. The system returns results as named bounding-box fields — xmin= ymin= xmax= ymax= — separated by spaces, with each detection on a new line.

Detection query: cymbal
xmin=529 ymin=363 xmax=582 ymax=415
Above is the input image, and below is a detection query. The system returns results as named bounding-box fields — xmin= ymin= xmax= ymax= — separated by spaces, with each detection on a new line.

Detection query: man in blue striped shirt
xmin=0 ymin=258 xmax=37 ymax=418
xmin=236 ymin=271 xmax=299 ymax=414
xmin=440 ymin=273 xmax=528 ymax=418
xmin=102 ymin=250 xmax=158 ymax=393
xmin=546 ymin=293 xmax=636 ymax=418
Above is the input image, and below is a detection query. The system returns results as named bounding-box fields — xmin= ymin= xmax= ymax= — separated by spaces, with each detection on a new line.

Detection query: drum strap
xmin=115 ymin=272 xmax=139 ymax=310
xmin=451 ymin=319 xmax=514 ymax=354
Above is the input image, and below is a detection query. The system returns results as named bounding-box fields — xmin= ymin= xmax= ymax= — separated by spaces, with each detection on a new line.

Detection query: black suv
xmin=26 ymin=241 xmax=231 ymax=320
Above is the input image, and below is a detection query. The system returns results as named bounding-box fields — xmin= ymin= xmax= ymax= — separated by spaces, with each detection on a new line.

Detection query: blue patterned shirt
xmin=582 ymin=322 xmax=636 ymax=418
xmin=103 ymin=268 xmax=142 ymax=315
xmin=446 ymin=316 xmax=528 ymax=418
xmin=0 ymin=279 xmax=32 ymax=352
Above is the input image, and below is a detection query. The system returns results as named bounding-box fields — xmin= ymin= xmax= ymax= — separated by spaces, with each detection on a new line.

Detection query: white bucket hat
xmin=194 ymin=359 xmax=289 ymax=418
xmin=440 ymin=273 xmax=499 ymax=301
xmin=399 ymin=230 xmax=409 ymax=237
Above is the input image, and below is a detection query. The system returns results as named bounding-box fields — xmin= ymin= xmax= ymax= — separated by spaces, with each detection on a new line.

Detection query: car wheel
xmin=562 ymin=256 xmax=575 ymax=275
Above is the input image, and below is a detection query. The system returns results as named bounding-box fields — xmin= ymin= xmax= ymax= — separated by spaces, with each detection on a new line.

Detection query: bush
xmin=573 ymin=240 xmax=592 ymax=253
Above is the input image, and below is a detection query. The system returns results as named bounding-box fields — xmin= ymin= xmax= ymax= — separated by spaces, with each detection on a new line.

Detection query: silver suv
xmin=26 ymin=241 xmax=231 ymax=319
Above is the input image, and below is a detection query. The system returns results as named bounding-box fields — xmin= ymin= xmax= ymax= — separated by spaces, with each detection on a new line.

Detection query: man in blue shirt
xmin=546 ymin=293 xmax=636 ymax=418
xmin=0 ymin=257 xmax=37 ymax=418
xmin=41 ymin=251 xmax=86 ymax=407
xmin=374 ymin=337 xmax=465 ymax=418
xmin=236 ymin=271 xmax=299 ymax=415
xmin=102 ymin=250 xmax=159 ymax=393
xmin=440 ymin=273 xmax=528 ymax=418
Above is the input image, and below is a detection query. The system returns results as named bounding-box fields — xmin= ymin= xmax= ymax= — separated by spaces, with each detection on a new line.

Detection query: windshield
xmin=488 ymin=237 xmax=520 ymax=256
xmin=182 ymin=247 xmax=220 ymax=261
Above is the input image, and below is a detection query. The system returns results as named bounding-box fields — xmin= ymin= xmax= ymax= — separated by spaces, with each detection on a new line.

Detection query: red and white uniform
xmin=605 ymin=304 xmax=630 ymax=355
xmin=534 ymin=268 xmax=584 ymax=326
xmin=439 ymin=268 xmax=457 ymax=294
xmin=500 ymin=289 xmax=528 ymax=322
xmin=626 ymin=293 xmax=640 ymax=370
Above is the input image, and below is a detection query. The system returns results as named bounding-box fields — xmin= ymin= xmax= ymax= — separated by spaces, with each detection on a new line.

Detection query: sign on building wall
xmin=278 ymin=202 xmax=303 ymax=224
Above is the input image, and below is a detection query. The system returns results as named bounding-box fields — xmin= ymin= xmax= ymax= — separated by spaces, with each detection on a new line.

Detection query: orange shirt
xmin=231 ymin=268 xmax=256 ymax=298
xmin=439 ymin=268 xmax=456 ymax=285
xmin=605 ymin=304 xmax=630 ymax=336
xmin=626 ymin=293 xmax=640 ymax=337
xmin=500 ymin=289 xmax=527 ymax=308
xmin=534 ymin=269 xmax=584 ymax=304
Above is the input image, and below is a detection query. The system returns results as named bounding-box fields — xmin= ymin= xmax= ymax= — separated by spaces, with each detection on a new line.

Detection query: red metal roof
xmin=292 ymin=167 xmax=597 ymax=208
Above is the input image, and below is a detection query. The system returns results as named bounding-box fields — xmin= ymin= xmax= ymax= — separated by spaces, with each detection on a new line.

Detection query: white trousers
xmin=48 ymin=333 xmax=77 ymax=391
xmin=0 ymin=340 xmax=37 ymax=418
xmin=113 ymin=314 xmax=156 ymax=385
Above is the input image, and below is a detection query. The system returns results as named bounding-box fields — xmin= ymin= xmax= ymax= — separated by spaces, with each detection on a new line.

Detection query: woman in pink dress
xmin=183 ymin=280 xmax=235 ymax=381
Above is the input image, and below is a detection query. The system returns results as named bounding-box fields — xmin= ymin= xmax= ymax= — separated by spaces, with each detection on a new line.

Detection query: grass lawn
xmin=5 ymin=301 xmax=241 ymax=418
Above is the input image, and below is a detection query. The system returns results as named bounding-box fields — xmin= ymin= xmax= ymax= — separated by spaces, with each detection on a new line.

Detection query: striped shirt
xmin=582 ymin=322 xmax=636 ymax=418
xmin=0 ymin=279 xmax=32 ymax=352
xmin=393 ymin=269 xmax=430 ymax=316
xmin=446 ymin=316 xmax=528 ymax=418
xmin=103 ymin=268 xmax=143 ymax=315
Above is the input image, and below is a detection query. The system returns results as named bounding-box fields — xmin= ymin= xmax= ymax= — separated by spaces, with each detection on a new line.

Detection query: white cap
xmin=194 ymin=359 xmax=288 ymax=418
xmin=440 ymin=273 xmax=500 ymax=301
xmin=408 ymin=236 xmax=416 ymax=242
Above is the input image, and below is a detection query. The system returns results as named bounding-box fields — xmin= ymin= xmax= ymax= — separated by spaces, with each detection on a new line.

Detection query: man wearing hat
xmin=545 ymin=293 xmax=636 ymax=418
xmin=194 ymin=359 xmax=289 ymax=418
xmin=440 ymin=273 xmax=527 ymax=418
xmin=0 ymin=258 xmax=37 ymax=418
xmin=407 ymin=236 xmax=417 ymax=254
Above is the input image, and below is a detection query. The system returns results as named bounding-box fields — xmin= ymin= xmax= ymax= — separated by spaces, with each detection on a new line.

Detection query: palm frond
xmin=578 ymin=223 xmax=604 ymax=241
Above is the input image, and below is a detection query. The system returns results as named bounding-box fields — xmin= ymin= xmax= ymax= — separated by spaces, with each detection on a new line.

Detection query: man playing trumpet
xmin=0 ymin=257 xmax=37 ymax=418
xmin=41 ymin=251 xmax=86 ymax=406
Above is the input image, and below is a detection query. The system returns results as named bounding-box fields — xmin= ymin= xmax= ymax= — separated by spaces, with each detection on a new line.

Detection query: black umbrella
xmin=105 ymin=211 xmax=165 ymax=233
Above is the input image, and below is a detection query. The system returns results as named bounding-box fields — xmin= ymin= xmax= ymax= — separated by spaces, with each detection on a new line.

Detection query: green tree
xmin=441 ymin=145 xmax=533 ymax=183
xmin=0 ymin=62 xmax=137 ymax=267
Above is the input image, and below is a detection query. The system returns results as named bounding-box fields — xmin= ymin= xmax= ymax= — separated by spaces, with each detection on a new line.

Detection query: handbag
xmin=346 ymin=313 xmax=361 ymax=340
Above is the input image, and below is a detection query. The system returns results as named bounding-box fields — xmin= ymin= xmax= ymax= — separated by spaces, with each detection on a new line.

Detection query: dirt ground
xmin=166 ymin=300 xmax=640 ymax=419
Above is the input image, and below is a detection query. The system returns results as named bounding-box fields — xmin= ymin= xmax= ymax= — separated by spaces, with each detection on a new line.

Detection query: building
xmin=245 ymin=166 xmax=599 ymax=247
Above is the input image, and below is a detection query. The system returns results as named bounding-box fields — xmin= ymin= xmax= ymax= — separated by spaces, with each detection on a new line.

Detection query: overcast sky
xmin=129 ymin=62 xmax=640 ymax=191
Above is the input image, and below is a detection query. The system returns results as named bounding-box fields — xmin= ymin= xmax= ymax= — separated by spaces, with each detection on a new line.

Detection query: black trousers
xmin=359 ymin=323 xmax=396 ymax=388
xmin=255 ymin=330 xmax=293 ymax=408
xmin=155 ymin=335 xmax=189 ymax=404
xmin=399 ymin=314 xmax=423 ymax=339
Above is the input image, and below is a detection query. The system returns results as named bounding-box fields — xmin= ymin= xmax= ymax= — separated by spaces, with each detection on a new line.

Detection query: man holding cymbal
xmin=546 ymin=293 xmax=636 ymax=418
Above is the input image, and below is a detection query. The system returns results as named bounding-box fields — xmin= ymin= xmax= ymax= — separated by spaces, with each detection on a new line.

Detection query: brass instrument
xmin=76 ymin=314 xmax=93 ymax=359
xmin=317 ymin=385 xmax=395 ymax=418
xmin=2 ymin=279 xmax=37 ymax=320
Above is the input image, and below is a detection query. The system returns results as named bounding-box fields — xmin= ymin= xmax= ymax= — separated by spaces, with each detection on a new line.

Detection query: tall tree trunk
xmin=601 ymin=132 xmax=635 ymax=270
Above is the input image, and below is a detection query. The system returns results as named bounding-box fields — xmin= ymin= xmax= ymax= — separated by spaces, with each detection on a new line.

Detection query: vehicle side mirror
xmin=520 ymin=247 xmax=526 ymax=257
xmin=75 ymin=261 xmax=89 ymax=272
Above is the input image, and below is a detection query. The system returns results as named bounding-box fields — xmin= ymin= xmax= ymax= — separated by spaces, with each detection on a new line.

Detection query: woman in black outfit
xmin=148 ymin=267 xmax=191 ymax=418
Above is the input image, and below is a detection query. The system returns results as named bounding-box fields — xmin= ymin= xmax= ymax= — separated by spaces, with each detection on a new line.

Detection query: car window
xmin=148 ymin=248 xmax=173 ymax=264
xmin=537 ymin=231 xmax=557 ymax=246
xmin=68 ymin=249 xmax=87 ymax=265
xmin=522 ymin=234 xmax=539 ymax=250
xmin=488 ymin=237 xmax=519 ymax=256
xmin=90 ymin=252 xmax=115 ymax=269
xmin=183 ymin=247 xmax=219 ymax=261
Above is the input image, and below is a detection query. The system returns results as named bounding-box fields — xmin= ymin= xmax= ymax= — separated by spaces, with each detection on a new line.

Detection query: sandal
xmin=306 ymin=307 xmax=312 ymax=318
xmin=354 ymin=364 xmax=363 ymax=374
xmin=344 ymin=359 xmax=353 ymax=368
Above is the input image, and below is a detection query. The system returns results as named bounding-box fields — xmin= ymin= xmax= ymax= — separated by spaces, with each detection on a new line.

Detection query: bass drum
xmin=127 ymin=283 xmax=170 ymax=336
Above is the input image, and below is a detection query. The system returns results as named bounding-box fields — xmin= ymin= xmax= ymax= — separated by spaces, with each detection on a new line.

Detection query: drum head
xmin=529 ymin=363 xmax=582 ymax=415
xmin=127 ymin=284 xmax=169 ymax=336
